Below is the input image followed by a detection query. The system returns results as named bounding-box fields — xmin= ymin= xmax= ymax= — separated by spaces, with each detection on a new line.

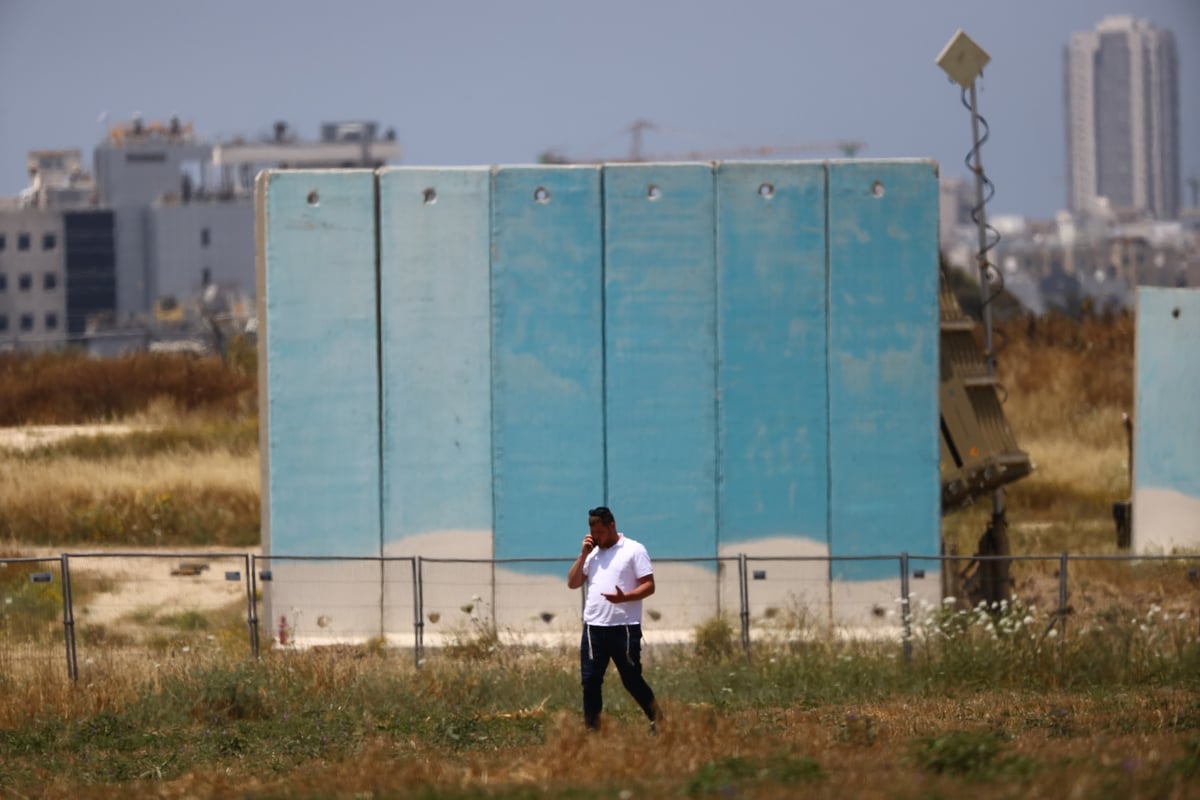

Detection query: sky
xmin=0 ymin=0 xmax=1196 ymax=221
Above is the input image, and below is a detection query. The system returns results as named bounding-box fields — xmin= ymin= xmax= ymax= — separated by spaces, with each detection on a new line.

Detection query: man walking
xmin=566 ymin=505 xmax=663 ymax=732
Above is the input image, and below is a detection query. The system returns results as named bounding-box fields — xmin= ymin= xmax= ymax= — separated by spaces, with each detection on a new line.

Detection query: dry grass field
xmin=2 ymin=313 xmax=1198 ymax=799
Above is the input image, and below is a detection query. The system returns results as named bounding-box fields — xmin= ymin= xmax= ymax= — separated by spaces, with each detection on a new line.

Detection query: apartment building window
xmin=18 ymin=274 xmax=32 ymax=291
xmin=17 ymin=233 xmax=30 ymax=251
xmin=0 ymin=274 xmax=6 ymax=292
xmin=0 ymin=234 xmax=6 ymax=251
xmin=45 ymin=313 xmax=58 ymax=331
xmin=19 ymin=314 xmax=33 ymax=332
xmin=0 ymin=315 xmax=7 ymax=332
xmin=42 ymin=233 xmax=56 ymax=251
xmin=201 ymin=227 xmax=211 ymax=247
xmin=43 ymin=273 xmax=58 ymax=291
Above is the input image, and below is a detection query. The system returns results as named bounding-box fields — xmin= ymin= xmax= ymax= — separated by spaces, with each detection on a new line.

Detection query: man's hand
xmin=601 ymin=585 xmax=626 ymax=603
xmin=602 ymin=575 xmax=654 ymax=604
xmin=581 ymin=535 xmax=595 ymax=555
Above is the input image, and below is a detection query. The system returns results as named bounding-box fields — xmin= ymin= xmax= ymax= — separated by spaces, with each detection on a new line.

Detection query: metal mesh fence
xmin=0 ymin=556 xmax=69 ymax=680
xmin=66 ymin=552 xmax=254 ymax=679
xmin=5 ymin=550 xmax=1198 ymax=680
xmin=1063 ymin=553 xmax=1200 ymax=656
xmin=255 ymin=556 xmax=397 ymax=649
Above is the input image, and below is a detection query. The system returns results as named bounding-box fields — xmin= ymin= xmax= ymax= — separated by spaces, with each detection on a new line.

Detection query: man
xmin=566 ymin=505 xmax=663 ymax=733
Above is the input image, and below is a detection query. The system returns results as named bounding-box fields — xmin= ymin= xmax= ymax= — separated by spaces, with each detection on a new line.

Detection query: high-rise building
xmin=1065 ymin=15 xmax=1181 ymax=220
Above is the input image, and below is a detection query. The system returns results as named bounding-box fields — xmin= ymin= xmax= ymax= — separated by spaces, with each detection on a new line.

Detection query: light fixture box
xmin=937 ymin=29 xmax=990 ymax=89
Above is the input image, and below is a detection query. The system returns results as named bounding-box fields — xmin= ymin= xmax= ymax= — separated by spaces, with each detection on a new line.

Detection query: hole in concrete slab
xmin=306 ymin=190 xmax=319 ymax=206
xmin=423 ymin=187 xmax=437 ymax=205
xmin=871 ymin=180 xmax=885 ymax=198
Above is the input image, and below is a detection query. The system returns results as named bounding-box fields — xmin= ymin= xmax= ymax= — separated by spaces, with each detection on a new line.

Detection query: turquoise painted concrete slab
xmin=259 ymin=161 xmax=943 ymax=576
xmin=716 ymin=162 xmax=829 ymax=548
xmin=1133 ymin=287 xmax=1200 ymax=550
xmin=826 ymin=161 xmax=940 ymax=579
xmin=491 ymin=166 xmax=605 ymax=562
xmin=603 ymin=164 xmax=718 ymax=558
xmin=378 ymin=168 xmax=493 ymax=542
xmin=256 ymin=170 xmax=381 ymax=557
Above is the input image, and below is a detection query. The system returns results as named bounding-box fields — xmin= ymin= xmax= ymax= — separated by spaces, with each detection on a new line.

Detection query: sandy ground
xmin=13 ymin=545 xmax=261 ymax=629
xmin=0 ymin=424 xmax=145 ymax=452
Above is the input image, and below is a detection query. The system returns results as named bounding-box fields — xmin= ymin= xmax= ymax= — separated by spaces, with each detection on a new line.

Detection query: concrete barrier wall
xmin=256 ymin=161 xmax=940 ymax=639
xmin=1134 ymin=287 xmax=1200 ymax=552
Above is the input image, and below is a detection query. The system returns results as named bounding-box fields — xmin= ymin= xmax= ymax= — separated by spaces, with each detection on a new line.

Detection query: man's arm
xmin=567 ymin=535 xmax=595 ymax=589
xmin=601 ymin=573 xmax=655 ymax=603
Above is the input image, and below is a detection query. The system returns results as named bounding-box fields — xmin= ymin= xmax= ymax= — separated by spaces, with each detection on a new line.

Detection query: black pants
xmin=580 ymin=623 xmax=657 ymax=730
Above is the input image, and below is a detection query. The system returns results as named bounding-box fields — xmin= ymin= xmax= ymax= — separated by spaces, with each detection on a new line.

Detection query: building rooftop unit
xmin=12 ymin=149 xmax=97 ymax=210
xmin=211 ymin=120 xmax=401 ymax=170
xmin=104 ymin=113 xmax=198 ymax=148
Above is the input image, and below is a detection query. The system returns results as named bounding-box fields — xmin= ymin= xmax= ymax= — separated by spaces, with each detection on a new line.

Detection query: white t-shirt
xmin=581 ymin=533 xmax=653 ymax=626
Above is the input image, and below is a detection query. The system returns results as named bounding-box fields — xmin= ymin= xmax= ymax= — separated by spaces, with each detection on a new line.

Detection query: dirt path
xmin=0 ymin=424 xmax=145 ymax=452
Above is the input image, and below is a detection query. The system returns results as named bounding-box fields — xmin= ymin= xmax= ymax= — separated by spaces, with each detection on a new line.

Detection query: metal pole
xmin=968 ymin=79 xmax=1006 ymax=529
xmin=900 ymin=554 xmax=912 ymax=666
xmin=246 ymin=554 xmax=259 ymax=659
xmin=414 ymin=556 xmax=424 ymax=668
xmin=738 ymin=554 xmax=750 ymax=661
xmin=61 ymin=554 xmax=78 ymax=682
xmin=1057 ymin=552 xmax=1069 ymax=655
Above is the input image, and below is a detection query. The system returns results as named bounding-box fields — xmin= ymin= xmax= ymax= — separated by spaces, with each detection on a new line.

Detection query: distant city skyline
xmin=1 ymin=0 xmax=1197 ymax=221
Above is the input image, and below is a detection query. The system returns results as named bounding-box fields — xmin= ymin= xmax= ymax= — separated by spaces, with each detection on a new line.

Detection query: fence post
xmin=900 ymin=553 xmax=912 ymax=666
xmin=738 ymin=554 xmax=750 ymax=661
xmin=413 ymin=556 xmax=424 ymax=668
xmin=247 ymin=554 xmax=260 ymax=659
xmin=1058 ymin=552 xmax=1069 ymax=656
xmin=61 ymin=554 xmax=78 ymax=682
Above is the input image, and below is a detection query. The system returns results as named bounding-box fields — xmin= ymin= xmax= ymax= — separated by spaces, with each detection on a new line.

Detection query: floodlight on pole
xmin=936 ymin=29 xmax=990 ymax=89
xmin=936 ymin=28 xmax=1010 ymax=554
xmin=937 ymin=29 xmax=996 ymax=372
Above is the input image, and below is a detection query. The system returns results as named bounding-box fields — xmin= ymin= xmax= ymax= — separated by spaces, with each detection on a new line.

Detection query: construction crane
xmin=539 ymin=119 xmax=865 ymax=164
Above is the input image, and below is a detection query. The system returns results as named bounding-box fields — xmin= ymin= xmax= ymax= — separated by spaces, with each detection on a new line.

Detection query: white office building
xmin=0 ymin=117 xmax=400 ymax=351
